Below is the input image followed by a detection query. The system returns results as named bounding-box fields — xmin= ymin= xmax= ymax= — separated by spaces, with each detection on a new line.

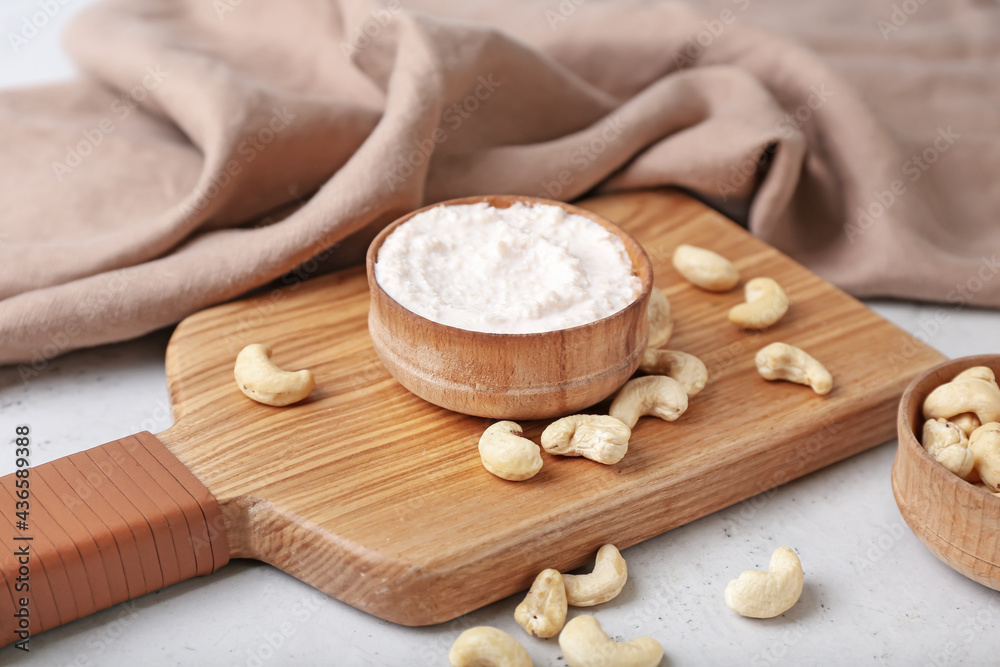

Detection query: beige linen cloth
xmin=1 ymin=0 xmax=998 ymax=367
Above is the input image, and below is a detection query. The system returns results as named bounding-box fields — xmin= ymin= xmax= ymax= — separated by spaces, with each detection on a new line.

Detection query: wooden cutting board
xmin=0 ymin=189 xmax=945 ymax=643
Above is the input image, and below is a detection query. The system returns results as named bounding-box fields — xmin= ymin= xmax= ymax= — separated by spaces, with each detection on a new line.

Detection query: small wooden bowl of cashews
xmin=892 ymin=354 xmax=1000 ymax=591
xmin=366 ymin=195 xmax=654 ymax=420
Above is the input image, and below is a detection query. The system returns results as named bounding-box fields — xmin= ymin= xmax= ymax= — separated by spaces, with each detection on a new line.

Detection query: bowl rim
xmin=896 ymin=353 xmax=1000 ymax=502
xmin=365 ymin=194 xmax=654 ymax=339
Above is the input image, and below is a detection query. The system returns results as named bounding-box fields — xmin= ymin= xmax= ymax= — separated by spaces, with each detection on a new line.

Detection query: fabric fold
xmin=1 ymin=0 xmax=998 ymax=367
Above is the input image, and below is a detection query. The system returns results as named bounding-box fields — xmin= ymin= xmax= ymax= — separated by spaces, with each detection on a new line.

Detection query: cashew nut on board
xmin=728 ymin=277 xmax=789 ymax=330
xmin=755 ymin=342 xmax=833 ymax=395
xmin=646 ymin=287 xmax=673 ymax=349
xmin=478 ymin=421 xmax=543 ymax=481
xmin=724 ymin=546 xmax=804 ymax=619
xmin=558 ymin=615 xmax=663 ymax=667
xmin=921 ymin=418 xmax=976 ymax=480
xmin=541 ymin=415 xmax=631 ymax=465
xmin=923 ymin=368 xmax=1000 ymax=425
xmin=563 ymin=544 xmax=628 ymax=607
xmin=233 ymin=343 xmax=316 ymax=406
xmin=609 ymin=375 xmax=689 ymax=429
xmin=672 ymin=243 xmax=740 ymax=291
xmin=449 ymin=626 xmax=533 ymax=667
xmin=514 ymin=568 xmax=567 ymax=638
xmin=638 ymin=348 xmax=708 ymax=396
xmin=969 ymin=423 xmax=1000 ymax=491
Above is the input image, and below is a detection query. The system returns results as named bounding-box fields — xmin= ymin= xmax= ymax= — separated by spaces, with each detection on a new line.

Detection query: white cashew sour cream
xmin=374 ymin=202 xmax=642 ymax=334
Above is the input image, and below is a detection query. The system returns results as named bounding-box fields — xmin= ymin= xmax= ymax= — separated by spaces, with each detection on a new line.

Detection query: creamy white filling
xmin=374 ymin=202 xmax=642 ymax=334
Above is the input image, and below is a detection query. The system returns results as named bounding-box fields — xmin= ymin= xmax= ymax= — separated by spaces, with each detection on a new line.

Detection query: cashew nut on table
xmin=541 ymin=415 xmax=631 ymax=465
xmin=514 ymin=568 xmax=567 ymax=638
xmin=728 ymin=277 xmax=789 ymax=330
xmin=672 ymin=244 xmax=740 ymax=291
xmin=725 ymin=546 xmax=804 ymax=619
xmin=558 ymin=615 xmax=663 ymax=667
xmin=563 ymin=544 xmax=628 ymax=607
xmin=609 ymin=375 xmax=689 ymax=430
xmin=638 ymin=348 xmax=708 ymax=396
xmin=449 ymin=626 xmax=533 ymax=667
xmin=478 ymin=421 xmax=543 ymax=481
xmin=233 ymin=343 xmax=315 ymax=406
xmin=755 ymin=342 xmax=833 ymax=395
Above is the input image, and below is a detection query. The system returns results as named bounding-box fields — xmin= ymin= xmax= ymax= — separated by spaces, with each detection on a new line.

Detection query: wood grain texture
xmin=160 ymin=188 xmax=946 ymax=626
xmin=366 ymin=194 xmax=653 ymax=420
xmin=892 ymin=355 xmax=1000 ymax=590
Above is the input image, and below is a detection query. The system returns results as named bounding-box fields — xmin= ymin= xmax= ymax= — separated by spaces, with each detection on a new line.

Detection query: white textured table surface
xmin=3 ymin=4 xmax=1000 ymax=665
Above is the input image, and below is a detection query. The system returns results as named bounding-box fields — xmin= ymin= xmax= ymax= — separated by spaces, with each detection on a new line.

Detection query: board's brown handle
xmin=0 ymin=432 xmax=229 ymax=647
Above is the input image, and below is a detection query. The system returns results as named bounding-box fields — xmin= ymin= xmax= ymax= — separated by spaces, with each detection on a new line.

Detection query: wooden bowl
xmin=365 ymin=195 xmax=653 ymax=420
xmin=892 ymin=354 xmax=1000 ymax=590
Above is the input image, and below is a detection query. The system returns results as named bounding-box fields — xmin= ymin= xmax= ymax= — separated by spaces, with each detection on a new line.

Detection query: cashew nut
xmin=478 ymin=421 xmax=543 ymax=481
xmin=755 ymin=343 xmax=832 ymax=395
xmin=953 ymin=366 xmax=998 ymax=385
xmin=922 ymin=377 xmax=1000 ymax=424
xmin=921 ymin=418 xmax=975 ymax=480
xmin=969 ymin=423 xmax=1000 ymax=492
xmin=541 ymin=415 xmax=631 ymax=465
xmin=952 ymin=412 xmax=982 ymax=437
xmin=449 ymin=626 xmax=533 ymax=667
xmin=724 ymin=546 xmax=804 ymax=619
xmin=233 ymin=343 xmax=315 ymax=406
xmin=563 ymin=544 xmax=627 ymax=607
xmin=638 ymin=348 xmax=708 ymax=396
xmin=646 ymin=287 xmax=673 ymax=349
xmin=728 ymin=277 xmax=789 ymax=330
xmin=558 ymin=615 xmax=663 ymax=667
xmin=609 ymin=375 xmax=688 ymax=430
xmin=514 ymin=568 xmax=567 ymax=638
xmin=672 ymin=244 xmax=740 ymax=291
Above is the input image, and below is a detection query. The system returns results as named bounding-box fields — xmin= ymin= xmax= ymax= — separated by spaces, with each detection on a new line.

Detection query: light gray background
xmin=1 ymin=2 xmax=999 ymax=665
